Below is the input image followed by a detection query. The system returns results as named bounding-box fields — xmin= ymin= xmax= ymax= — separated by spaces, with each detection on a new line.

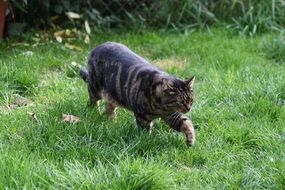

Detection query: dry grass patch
xmin=0 ymin=94 xmax=33 ymax=114
xmin=153 ymin=58 xmax=186 ymax=71
xmin=38 ymin=70 xmax=63 ymax=88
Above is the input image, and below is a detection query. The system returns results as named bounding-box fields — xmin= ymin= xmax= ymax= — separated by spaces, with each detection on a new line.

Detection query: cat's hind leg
xmin=87 ymin=83 xmax=101 ymax=107
xmin=105 ymin=102 xmax=117 ymax=118
xmin=80 ymin=68 xmax=100 ymax=106
xmin=135 ymin=114 xmax=153 ymax=132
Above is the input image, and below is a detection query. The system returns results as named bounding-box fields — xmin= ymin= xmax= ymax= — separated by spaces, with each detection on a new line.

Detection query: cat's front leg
xmin=135 ymin=114 xmax=153 ymax=132
xmin=163 ymin=112 xmax=195 ymax=146
xmin=181 ymin=118 xmax=195 ymax=146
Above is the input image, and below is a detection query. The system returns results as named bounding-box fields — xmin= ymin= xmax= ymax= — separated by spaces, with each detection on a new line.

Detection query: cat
xmin=80 ymin=42 xmax=196 ymax=146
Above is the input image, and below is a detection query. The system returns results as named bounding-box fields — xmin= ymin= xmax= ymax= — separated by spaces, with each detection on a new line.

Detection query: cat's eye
xmin=164 ymin=89 xmax=177 ymax=95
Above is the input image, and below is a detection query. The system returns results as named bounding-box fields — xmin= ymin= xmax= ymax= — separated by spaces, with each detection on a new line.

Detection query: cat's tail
xmin=80 ymin=68 xmax=88 ymax=82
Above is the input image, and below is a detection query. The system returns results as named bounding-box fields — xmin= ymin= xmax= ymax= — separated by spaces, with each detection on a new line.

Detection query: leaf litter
xmin=62 ymin=114 xmax=80 ymax=124
xmin=27 ymin=112 xmax=39 ymax=123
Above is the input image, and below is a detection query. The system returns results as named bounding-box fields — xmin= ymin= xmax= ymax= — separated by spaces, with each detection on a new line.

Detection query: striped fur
xmin=164 ymin=112 xmax=195 ymax=145
xmin=80 ymin=42 xmax=196 ymax=146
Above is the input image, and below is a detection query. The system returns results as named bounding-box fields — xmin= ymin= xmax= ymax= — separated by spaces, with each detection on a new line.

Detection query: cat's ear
xmin=185 ymin=76 xmax=195 ymax=89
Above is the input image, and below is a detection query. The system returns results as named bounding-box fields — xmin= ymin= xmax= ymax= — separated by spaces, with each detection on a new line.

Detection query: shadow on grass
xmin=23 ymin=99 xmax=193 ymax=165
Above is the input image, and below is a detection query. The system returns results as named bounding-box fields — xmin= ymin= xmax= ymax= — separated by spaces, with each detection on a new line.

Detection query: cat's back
xmin=91 ymin=42 xmax=149 ymax=66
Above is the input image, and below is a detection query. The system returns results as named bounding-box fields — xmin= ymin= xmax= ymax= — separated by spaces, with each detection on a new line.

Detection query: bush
xmin=262 ymin=35 xmax=285 ymax=63
xmin=7 ymin=0 xmax=285 ymax=34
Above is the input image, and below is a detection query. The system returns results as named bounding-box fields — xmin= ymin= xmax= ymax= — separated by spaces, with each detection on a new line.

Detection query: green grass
xmin=0 ymin=28 xmax=285 ymax=189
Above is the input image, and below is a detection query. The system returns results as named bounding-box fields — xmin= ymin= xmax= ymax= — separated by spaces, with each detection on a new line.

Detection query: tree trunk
xmin=0 ymin=0 xmax=8 ymax=38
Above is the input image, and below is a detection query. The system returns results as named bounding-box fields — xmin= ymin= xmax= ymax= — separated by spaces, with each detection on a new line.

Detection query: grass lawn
xmin=0 ymin=28 xmax=285 ymax=189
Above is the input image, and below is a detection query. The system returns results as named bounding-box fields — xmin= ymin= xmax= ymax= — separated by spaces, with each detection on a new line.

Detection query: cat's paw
xmin=186 ymin=135 xmax=195 ymax=146
xmin=107 ymin=112 xmax=117 ymax=119
xmin=181 ymin=119 xmax=195 ymax=147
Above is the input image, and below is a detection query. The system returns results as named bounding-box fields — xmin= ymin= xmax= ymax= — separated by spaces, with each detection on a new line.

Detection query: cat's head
xmin=155 ymin=76 xmax=195 ymax=114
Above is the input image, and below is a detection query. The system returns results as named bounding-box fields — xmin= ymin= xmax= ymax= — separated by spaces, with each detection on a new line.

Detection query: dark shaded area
xmin=5 ymin=0 xmax=285 ymax=35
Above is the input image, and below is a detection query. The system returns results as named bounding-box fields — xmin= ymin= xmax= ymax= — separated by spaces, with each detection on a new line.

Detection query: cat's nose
xmin=184 ymin=104 xmax=191 ymax=111
xmin=186 ymin=104 xmax=191 ymax=110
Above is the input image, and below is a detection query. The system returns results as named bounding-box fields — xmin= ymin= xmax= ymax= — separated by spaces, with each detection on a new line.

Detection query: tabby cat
xmin=80 ymin=42 xmax=196 ymax=146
